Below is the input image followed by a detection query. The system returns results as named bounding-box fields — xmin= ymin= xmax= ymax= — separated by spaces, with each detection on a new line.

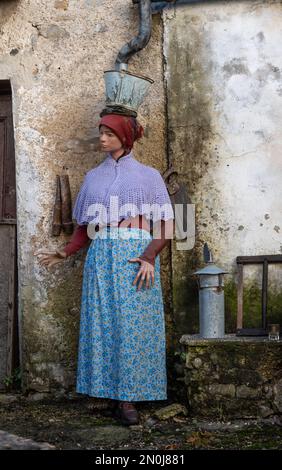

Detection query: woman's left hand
xmin=128 ymin=257 xmax=155 ymax=290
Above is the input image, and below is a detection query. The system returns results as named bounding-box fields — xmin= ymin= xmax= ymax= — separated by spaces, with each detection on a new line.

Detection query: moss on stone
xmin=181 ymin=339 xmax=282 ymax=419
xmin=225 ymin=279 xmax=282 ymax=329
xmin=174 ymin=277 xmax=282 ymax=336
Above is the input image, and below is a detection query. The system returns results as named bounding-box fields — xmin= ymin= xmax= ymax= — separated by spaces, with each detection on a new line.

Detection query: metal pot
xmin=103 ymin=69 xmax=154 ymax=113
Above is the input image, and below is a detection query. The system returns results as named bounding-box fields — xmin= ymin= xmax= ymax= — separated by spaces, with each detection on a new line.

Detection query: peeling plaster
xmin=164 ymin=1 xmax=282 ymax=334
xmin=0 ymin=0 xmax=169 ymax=392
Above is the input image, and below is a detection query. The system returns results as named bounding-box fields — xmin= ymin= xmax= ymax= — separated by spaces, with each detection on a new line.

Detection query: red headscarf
xmin=99 ymin=114 xmax=144 ymax=153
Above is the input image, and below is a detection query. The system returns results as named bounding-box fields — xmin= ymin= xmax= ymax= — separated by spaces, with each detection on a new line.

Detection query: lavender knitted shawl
xmin=72 ymin=151 xmax=174 ymax=225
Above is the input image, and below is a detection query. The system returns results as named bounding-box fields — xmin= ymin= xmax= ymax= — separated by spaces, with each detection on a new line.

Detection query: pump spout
xmin=115 ymin=0 xmax=152 ymax=71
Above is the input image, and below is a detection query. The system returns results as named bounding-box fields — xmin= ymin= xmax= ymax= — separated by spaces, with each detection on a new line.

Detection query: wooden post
xmin=237 ymin=263 xmax=244 ymax=330
xmin=262 ymin=259 xmax=268 ymax=330
xmin=60 ymin=175 xmax=74 ymax=235
xmin=51 ymin=175 xmax=62 ymax=236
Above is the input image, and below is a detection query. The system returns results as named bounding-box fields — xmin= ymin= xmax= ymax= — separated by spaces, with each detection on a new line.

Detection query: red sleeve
xmin=138 ymin=219 xmax=174 ymax=267
xmin=63 ymin=224 xmax=90 ymax=257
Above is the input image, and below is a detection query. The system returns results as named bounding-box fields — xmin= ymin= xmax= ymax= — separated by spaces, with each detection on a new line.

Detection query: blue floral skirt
xmin=76 ymin=226 xmax=167 ymax=401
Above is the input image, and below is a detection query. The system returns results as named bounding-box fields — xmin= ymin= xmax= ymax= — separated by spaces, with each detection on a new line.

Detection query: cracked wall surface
xmin=163 ymin=1 xmax=282 ymax=334
xmin=2 ymin=0 xmax=281 ymax=395
xmin=0 ymin=0 xmax=170 ymax=393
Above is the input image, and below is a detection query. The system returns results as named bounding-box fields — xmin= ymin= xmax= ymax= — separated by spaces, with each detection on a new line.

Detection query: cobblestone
xmin=0 ymin=430 xmax=55 ymax=450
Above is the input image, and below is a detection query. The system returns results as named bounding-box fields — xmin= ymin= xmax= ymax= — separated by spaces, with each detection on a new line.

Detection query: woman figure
xmin=35 ymin=114 xmax=174 ymax=426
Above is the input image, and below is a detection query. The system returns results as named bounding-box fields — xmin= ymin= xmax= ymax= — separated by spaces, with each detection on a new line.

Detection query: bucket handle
xmin=162 ymin=166 xmax=180 ymax=195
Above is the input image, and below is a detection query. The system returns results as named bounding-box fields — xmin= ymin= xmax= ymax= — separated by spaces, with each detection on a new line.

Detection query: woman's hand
xmin=34 ymin=248 xmax=67 ymax=270
xmin=128 ymin=257 xmax=155 ymax=291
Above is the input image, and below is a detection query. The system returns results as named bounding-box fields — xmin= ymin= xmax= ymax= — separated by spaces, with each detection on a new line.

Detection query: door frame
xmin=0 ymin=80 xmax=20 ymax=390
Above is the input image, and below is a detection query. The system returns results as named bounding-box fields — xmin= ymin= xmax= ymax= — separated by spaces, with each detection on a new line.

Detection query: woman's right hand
xmin=34 ymin=248 xmax=67 ymax=269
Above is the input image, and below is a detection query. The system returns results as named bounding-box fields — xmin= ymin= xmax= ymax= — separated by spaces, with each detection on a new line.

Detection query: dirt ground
xmin=0 ymin=395 xmax=281 ymax=450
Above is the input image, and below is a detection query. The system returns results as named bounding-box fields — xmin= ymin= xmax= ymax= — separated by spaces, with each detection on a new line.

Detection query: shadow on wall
xmin=225 ymin=280 xmax=282 ymax=331
xmin=0 ymin=1 xmax=20 ymax=28
xmin=173 ymin=277 xmax=282 ymax=336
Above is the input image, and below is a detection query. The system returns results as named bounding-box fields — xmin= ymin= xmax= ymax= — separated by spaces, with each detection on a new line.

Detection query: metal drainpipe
xmin=115 ymin=0 xmax=152 ymax=71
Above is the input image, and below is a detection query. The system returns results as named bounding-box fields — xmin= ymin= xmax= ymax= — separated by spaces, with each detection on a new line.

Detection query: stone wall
xmin=0 ymin=0 xmax=171 ymax=393
xmin=176 ymin=335 xmax=282 ymax=419
xmin=163 ymin=0 xmax=282 ymax=336
xmin=1 ymin=0 xmax=282 ymax=398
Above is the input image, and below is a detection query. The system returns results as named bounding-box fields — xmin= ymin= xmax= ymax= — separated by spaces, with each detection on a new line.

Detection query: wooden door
xmin=0 ymin=81 xmax=18 ymax=390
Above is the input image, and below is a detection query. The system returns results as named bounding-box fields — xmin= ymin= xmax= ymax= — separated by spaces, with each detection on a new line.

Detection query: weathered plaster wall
xmin=0 ymin=0 xmax=170 ymax=393
xmin=163 ymin=1 xmax=282 ymax=335
xmin=178 ymin=335 xmax=282 ymax=419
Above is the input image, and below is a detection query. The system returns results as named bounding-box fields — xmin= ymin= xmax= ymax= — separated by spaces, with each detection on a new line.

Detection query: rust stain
xmin=54 ymin=0 xmax=69 ymax=10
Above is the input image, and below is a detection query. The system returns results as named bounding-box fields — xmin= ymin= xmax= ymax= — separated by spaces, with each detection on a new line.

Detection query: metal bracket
xmin=162 ymin=166 xmax=180 ymax=195
xmin=236 ymin=255 xmax=282 ymax=336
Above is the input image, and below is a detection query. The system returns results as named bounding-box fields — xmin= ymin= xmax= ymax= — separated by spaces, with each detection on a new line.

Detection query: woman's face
xmin=99 ymin=125 xmax=124 ymax=153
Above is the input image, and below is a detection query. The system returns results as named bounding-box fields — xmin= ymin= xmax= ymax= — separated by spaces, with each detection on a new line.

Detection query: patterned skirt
xmin=76 ymin=226 xmax=167 ymax=401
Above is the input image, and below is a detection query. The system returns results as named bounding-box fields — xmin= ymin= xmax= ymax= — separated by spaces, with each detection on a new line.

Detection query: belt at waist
xmin=95 ymin=215 xmax=150 ymax=232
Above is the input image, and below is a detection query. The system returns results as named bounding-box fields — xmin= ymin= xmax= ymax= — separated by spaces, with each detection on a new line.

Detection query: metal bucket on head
xmin=103 ymin=69 xmax=154 ymax=115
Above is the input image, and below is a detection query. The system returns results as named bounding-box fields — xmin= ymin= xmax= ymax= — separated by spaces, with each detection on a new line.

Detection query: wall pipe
xmin=115 ymin=0 xmax=152 ymax=71
xmin=116 ymin=1 xmax=237 ymax=70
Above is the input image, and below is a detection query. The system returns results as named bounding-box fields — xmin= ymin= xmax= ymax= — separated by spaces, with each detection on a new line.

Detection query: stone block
xmin=208 ymin=384 xmax=235 ymax=398
xmin=154 ymin=403 xmax=188 ymax=420
xmin=0 ymin=394 xmax=19 ymax=404
xmin=236 ymin=385 xmax=262 ymax=399
xmin=193 ymin=358 xmax=202 ymax=369
xmin=259 ymin=404 xmax=274 ymax=418
xmin=273 ymin=378 xmax=282 ymax=412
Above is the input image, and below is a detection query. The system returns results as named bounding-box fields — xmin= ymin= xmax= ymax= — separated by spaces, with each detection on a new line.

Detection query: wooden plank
xmin=0 ymin=80 xmax=11 ymax=95
xmin=0 ymin=218 xmax=16 ymax=224
xmin=0 ymin=96 xmax=16 ymax=220
xmin=236 ymin=255 xmax=282 ymax=264
xmin=0 ymin=225 xmax=14 ymax=389
xmin=5 ymin=101 xmax=16 ymax=220
xmin=237 ymin=263 xmax=244 ymax=329
xmin=236 ymin=255 xmax=282 ymax=334
xmin=262 ymin=259 xmax=268 ymax=330
xmin=236 ymin=328 xmax=268 ymax=336
xmin=7 ymin=225 xmax=16 ymax=378
xmin=0 ymin=90 xmax=17 ymax=390
xmin=0 ymin=118 xmax=4 ymax=218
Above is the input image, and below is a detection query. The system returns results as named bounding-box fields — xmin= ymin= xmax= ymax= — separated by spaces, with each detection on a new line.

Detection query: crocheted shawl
xmin=72 ymin=151 xmax=174 ymax=226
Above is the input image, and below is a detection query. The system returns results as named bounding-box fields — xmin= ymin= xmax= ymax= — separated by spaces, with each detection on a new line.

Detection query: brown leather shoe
xmin=115 ymin=401 xmax=139 ymax=426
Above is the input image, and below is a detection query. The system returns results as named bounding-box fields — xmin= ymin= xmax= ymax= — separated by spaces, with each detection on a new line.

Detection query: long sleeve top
xmin=63 ymin=151 xmax=174 ymax=262
xmin=63 ymin=224 xmax=90 ymax=257
xmin=62 ymin=218 xmax=173 ymax=267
